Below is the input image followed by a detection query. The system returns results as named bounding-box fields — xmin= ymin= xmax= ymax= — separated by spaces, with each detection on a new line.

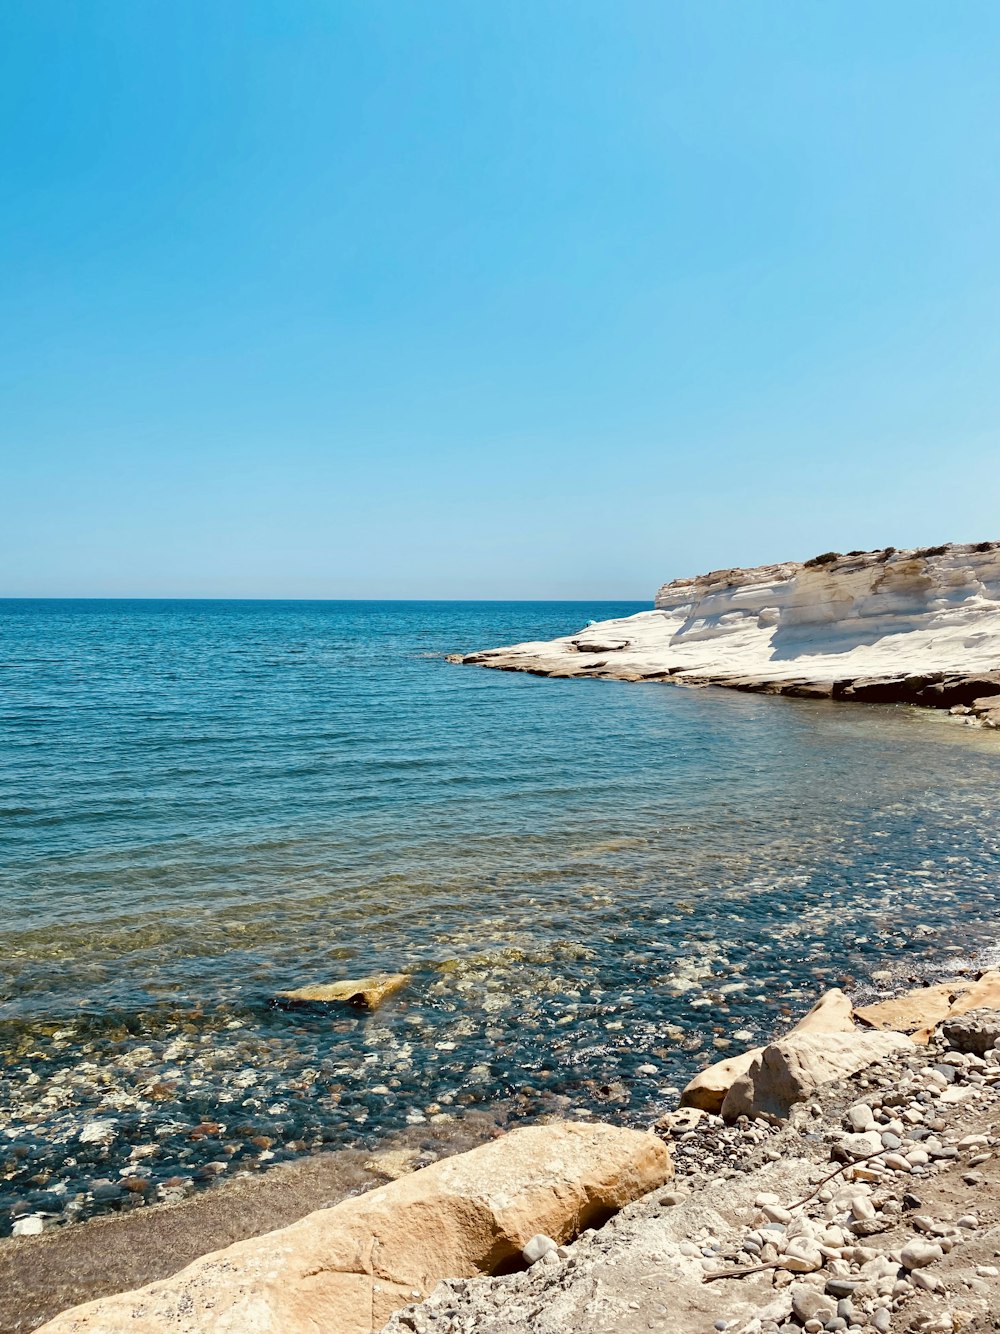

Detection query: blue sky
xmin=3 ymin=2 xmax=999 ymax=598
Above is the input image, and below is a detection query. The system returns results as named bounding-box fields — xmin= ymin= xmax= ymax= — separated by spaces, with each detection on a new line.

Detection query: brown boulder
xmin=678 ymin=1047 xmax=762 ymax=1114
xmin=790 ymin=987 xmax=855 ymax=1034
xmin=38 ymin=1122 xmax=672 ymax=1334
xmin=971 ymin=695 xmax=1000 ymax=728
xmin=854 ymin=981 xmax=959 ymax=1040
xmin=930 ymin=971 xmax=1000 ymax=1034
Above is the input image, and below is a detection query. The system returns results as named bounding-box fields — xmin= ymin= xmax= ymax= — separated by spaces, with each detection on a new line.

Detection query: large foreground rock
xmin=38 ymin=1122 xmax=672 ymax=1334
xmin=721 ymin=1030 xmax=915 ymax=1121
xmin=679 ymin=988 xmax=856 ymax=1114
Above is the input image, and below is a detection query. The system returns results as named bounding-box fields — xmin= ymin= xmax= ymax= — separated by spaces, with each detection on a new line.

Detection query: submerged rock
xmin=363 ymin=1147 xmax=424 ymax=1180
xmin=276 ymin=973 xmax=409 ymax=1010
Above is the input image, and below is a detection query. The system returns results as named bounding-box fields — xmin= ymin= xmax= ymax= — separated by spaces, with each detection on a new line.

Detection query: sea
xmin=2 ymin=598 xmax=1000 ymax=1236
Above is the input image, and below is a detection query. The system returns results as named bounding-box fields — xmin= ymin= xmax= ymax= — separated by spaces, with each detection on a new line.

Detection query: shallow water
xmin=2 ymin=598 xmax=999 ymax=1235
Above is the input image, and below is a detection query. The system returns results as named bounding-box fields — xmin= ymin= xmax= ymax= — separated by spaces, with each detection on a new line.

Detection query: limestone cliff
xmin=452 ymin=543 xmax=1000 ymax=722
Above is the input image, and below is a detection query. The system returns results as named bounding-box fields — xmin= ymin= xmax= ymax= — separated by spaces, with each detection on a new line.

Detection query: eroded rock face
xmin=940 ymin=1007 xmax=1000 ymax=1056
xmin=452 ymin=543 xmax=1000 ymax=703
xmin=37 ymin=1122 xmax=672 ymax=1334
xmin=720 ymin=1030 xmax=915 ymax=1121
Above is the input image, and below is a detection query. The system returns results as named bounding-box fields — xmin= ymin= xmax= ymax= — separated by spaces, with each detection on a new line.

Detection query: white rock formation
xmin=454 ymin=543 xmax=1000 ymax=708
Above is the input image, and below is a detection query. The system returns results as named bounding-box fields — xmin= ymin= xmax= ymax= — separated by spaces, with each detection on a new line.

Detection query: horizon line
xmin=0 ymin=595 xmax=654 ymax=604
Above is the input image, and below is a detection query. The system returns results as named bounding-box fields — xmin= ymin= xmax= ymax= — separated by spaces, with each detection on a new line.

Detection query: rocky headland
xmin=450 ymin=543 xmax=1000 ymax=726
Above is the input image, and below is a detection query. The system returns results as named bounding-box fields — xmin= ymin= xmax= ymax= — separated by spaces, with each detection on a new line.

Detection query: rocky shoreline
xmin=449 ymin=543 xmax=1000 ymax=729
xmin=382 ymin=980 xmax=1000 ymax=1334
xmin=17 ymin=971 xmax=1000 ymax=1334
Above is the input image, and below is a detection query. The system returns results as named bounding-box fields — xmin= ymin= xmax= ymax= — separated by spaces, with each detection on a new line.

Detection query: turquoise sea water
xmin=2 ymin=599 xmax=1000 ymax=1233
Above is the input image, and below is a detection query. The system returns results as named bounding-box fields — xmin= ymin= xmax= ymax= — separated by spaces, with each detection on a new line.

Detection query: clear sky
xmin=3 ymin=2 xmax=999 ymax=598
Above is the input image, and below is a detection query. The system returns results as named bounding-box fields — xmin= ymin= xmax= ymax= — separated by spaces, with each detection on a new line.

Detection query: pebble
xmin=78 ymin=1120 xmax=117 ymax=1145
xmin=825 ymin=1279 xmax=858 ymax=1300
xmin=780 ymin=1241 xmax=823 ymax=1273
xmin=957 ymin=1134 xmax=988 ymax=1150
xmin=882 ymin=1153 xmax=911 ymax=1172
xmin=847 ymin=1105 xmax=875 ymax=1133
xmin=900 ymin=1240 xmax=943 ymax=1270
xmin=521 ymin=1234 xmax=558 ymax=1265
xmin=911 ymin=1268 xmax=942 ymax=1292
xmin=790 ymin=1286 xmax=834 ymax=1323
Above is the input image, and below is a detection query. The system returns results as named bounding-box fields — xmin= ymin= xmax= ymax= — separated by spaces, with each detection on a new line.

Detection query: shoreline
xmin=385 ymin=984 xmax=1000 ymax=1334
xmin=9 ymin=959 xmax=999 ymax=1334
xmin=0 ymin=1113 xmax=504 ymax=1334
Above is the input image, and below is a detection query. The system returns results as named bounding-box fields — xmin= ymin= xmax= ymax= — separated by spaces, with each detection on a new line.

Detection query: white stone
xmin=957 ymin=1134 xmax=988 ymax=1150
xmin=780 ymin=1240 xmax=824 ymax=1272
xmin=522 ymin=1233 xmax=558 ymax=1265
xmin=883 ymin=1153 xmax=911 ymax=1172
xmin=847 ymin=1104 xmax=876 ymax=1132
xmin=79 ymin=1120 xmax=117 ymax=1145
xmin=790 ymin=1285 xmax=835 ymax=1323
xmin=900 ymin=1240 xmax=943 ymax=1270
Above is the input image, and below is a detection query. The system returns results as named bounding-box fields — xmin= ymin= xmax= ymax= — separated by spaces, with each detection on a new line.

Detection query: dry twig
xmin=701 ymin=1145 xmax=889 ymax=1282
